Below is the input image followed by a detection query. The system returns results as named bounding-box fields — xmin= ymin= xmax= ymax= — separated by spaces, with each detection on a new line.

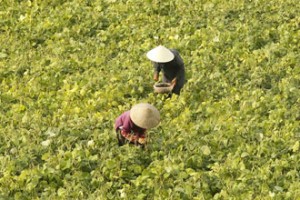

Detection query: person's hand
xmin=154 ymin=72 xmax=159 ymax=81
xmin=171 ymin=78 xmax=177 ymax=87
xmin=138 ymin=137 xmax=146 ymax=144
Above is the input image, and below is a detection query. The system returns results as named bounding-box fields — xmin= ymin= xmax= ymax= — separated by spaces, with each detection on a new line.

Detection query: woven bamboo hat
xmin=130 ymin=103 xmax=160 ymax=129
xmin=146 ymin=45 xmax=174 ymax=63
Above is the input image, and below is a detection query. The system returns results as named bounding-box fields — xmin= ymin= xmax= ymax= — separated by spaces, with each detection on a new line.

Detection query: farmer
xmin=147 ymin=45 xmax=185 ymax=95
xmin=114 ymin=103 xmax=160 ymax=147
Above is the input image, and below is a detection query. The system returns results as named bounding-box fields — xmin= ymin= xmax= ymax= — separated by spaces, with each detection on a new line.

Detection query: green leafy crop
xmin=0 ymin=0 xmax=300 ymax=199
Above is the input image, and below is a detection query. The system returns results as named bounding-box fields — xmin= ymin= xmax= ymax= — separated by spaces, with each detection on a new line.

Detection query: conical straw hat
xmin=130 ymin=103 xmax=160 ymax=129
xmin=146 ymin=45 xmax=174 ymax=63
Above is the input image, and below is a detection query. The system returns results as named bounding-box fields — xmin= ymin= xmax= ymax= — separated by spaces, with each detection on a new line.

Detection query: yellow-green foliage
xmin=0 ymin=0 xmax=300 ymax=199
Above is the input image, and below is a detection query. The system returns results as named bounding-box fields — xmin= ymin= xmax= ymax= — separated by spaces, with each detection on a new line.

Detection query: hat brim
xmin=146 ymin=45 xmax=175 ymax=63
xmin=130 ymin=103 xmax=160 ymax=129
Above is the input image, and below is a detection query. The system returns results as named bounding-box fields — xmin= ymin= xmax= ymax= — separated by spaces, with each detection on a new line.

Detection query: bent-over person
xmin=114 ymin=103 xmax=160 ymax=147
xmin=147 ymin=45 xmax=185 ymax=95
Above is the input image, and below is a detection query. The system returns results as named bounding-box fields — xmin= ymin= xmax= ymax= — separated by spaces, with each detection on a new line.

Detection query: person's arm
xmin=171 ymin=77 xmax=177 ymax=88
xmin=170 ymin=50 xmax=185 ymax=87
xmin=120 ymin=129 xmax=139 ymax=142
xmin=154 ymin=72 xmax=159 ymax=81
xmin=136 ymin=131 xmax=146 ymax=145
xmin=172 ymin=65 xmax=184 ymax=84
xmin=120 ymin=128 xmax=146 ymax=144
xmin=153 ymin=62 xmax=160 ymax=81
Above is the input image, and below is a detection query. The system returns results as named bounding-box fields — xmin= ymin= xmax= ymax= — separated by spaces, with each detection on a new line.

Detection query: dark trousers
xmin=116 ymin=130 xmax=126 ymax=146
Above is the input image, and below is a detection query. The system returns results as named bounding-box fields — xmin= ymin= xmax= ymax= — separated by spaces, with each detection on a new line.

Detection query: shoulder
xmin=116 ymin=110 xmax=133 ymax=130
xmin=122 ymin=111 xmax=131 ymax=118
xmin=169 ymin=49 xmax=180 ymax=56
xmin=169 ymin=49 xmax=184 ymax=65
xmin=115 ymin=110 xmax=130 ymax=129
xmin=117 ymin=110 xmax=130 ymax=120
xmin=170 ymin=49 xmax=182 ymax=61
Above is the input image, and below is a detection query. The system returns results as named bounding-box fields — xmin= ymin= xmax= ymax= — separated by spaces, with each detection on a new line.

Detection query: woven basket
xmin=153 ymin=83 xmax=173 ymax=93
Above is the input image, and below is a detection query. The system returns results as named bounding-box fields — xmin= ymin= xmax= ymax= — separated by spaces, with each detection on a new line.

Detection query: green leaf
xmin=241 ymin=152 xmax=249 ymax=158
xmin=57 ymin=188 xmax=67 ymax=197
xmin=201 ymin=145 xmax=211 ymax=155
xmin=0 ymin=52 xmax=7 ymax=58
xmin=292 ymin=141 xmax=299 ymax=152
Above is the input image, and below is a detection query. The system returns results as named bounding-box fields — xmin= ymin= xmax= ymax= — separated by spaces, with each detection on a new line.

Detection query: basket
xmin=153 ymin=82 xmax=173 ymax=93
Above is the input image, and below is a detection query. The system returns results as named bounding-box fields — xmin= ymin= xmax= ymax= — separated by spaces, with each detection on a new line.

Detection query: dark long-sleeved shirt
xmin=153 ymin=49 xmax=185 ymax=94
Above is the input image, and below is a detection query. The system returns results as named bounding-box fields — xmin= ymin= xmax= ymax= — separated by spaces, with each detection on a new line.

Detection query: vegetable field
xmin=1 ymin=0 xmax=300 ymax=199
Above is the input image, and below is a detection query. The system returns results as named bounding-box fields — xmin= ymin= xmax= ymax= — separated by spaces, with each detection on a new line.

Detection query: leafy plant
xmin=0 ymin=0 xmax=300 ymax=199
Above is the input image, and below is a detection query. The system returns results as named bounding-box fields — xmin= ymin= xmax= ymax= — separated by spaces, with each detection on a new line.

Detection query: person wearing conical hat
xmin=147 ymin=45 xmax=185 ymax=95
xmin=114 ymin=103 xmax=160 ymax=147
